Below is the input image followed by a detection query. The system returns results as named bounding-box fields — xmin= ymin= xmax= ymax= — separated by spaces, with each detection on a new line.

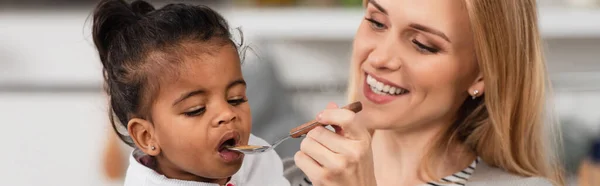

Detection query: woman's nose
xmin=368 ymin=39 xmax=402 ymax=71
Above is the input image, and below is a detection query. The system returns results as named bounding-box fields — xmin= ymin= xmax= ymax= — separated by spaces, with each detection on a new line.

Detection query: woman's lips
xmin=363 ymin=80 xmax=398 ymax=104
xmin=362 ymin=73 xmax=410 ymax=104
xmin=366 ymin=73 xmax=407 ymax=91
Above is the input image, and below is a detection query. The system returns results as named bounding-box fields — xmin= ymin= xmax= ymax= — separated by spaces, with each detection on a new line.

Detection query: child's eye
xmin=228 ymin=98 xmax=248 ymax=106
xmin=184 ymin=106 xmax=206 ymax=117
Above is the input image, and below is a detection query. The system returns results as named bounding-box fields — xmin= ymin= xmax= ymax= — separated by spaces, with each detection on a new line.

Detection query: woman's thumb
xmin=325 ymin=102 xmax=339 ymax=109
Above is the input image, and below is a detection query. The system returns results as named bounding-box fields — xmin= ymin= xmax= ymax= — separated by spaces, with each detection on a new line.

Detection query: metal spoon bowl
xmin=226 ymin=145 xmax=271 ymax=154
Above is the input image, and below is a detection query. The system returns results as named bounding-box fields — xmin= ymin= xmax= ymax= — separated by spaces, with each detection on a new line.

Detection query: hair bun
xmin=131 ymin=0 xmax=155 ymax=16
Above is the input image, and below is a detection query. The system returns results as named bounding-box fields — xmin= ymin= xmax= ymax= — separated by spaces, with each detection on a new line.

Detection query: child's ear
xmin=128 ymin=118 xmax=160 ymax=156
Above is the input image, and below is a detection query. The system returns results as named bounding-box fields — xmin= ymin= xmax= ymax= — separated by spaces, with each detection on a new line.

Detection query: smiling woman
xmin=288 ymin=0 xmax=564 ymax=185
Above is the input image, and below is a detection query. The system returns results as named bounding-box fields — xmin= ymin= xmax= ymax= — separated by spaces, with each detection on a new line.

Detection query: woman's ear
xmin=128 ymin=118 xmax=160 ymax=156
xmin=468 ymin=72 xmax=485 ymax=99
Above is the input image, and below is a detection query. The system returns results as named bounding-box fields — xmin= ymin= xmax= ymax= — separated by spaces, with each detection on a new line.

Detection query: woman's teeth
xmin=366 ymin=75 xmax=408 ymax=95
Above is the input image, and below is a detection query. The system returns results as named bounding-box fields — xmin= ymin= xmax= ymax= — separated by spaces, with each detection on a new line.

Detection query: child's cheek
xmin=238 ymin=104 xmax=252 ymax=142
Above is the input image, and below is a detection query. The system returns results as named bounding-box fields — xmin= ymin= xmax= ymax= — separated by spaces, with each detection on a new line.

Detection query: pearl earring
xmin=472 ymin=90 xmax=479 ymax=100
xmin=151 ymin=146 xmax=156 ymax=150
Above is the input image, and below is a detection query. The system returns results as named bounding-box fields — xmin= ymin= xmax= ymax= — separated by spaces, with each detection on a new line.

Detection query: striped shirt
xmin=285 ymin=157 xmax=481 ymax=186
xmin=422 ymin=157 xmax=481 ymax=186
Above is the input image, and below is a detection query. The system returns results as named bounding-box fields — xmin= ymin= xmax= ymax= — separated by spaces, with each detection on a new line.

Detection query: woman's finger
xmin=294 ymin=151 xmax=324 ymax=182
xmin=305 ymin=126 xmax=353 ymax=154
xmin=300 ymin=132 xmax=343 ymax=168
xmin=317 ymin=108 xmax=370 ymax=140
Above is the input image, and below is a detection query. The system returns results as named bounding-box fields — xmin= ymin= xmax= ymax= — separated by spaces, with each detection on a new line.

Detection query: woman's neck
xmin=371 ymin=124 xmax=475 ymax=186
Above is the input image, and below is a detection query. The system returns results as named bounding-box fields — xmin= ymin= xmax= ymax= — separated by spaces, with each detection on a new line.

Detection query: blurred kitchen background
xmin=1 ymin=0 xmax=599 ymax=185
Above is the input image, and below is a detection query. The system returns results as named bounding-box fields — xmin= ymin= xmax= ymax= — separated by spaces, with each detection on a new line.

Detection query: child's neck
xmin=156 ymin=165 xmax=229 ymax=185
xmin=137 ymin=154 xmax=230 ymax=185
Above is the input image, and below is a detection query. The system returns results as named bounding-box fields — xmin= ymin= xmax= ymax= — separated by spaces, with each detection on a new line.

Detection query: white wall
xmin=0 ymin=93 xmax=124 ymax=186
xmin=0 ymin=10 xmax=120 ymax=186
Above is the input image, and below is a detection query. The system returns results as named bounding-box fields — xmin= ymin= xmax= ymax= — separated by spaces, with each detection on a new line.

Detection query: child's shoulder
xmin=232 ymin=134 xmax=290 ymax=186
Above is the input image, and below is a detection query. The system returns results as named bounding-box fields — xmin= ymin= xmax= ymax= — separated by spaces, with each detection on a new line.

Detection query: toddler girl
xmin=92 ymin=1 xmax=290 ymax=185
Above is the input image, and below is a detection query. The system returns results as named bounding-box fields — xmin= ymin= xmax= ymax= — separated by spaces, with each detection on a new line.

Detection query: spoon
xmin=227 ymin=101 xmax=363 ymax=154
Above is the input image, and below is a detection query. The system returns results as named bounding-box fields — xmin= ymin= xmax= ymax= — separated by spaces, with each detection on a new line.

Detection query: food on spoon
xmin=228 ymin=145 xmax=264 ymax=150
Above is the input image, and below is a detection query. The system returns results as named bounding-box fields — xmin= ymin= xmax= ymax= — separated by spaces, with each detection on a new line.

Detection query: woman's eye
xmin=412 ymin=39 xmax=440 ymax=54
xmin=365 ymin=18 xmax=386 ymax=30
xmin=228 ymin=98 xmax=248 ymax=106
xmin=184 ymin=107 xmax=205 ymax=117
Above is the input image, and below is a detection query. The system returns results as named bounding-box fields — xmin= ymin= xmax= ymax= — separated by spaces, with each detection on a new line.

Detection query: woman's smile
xmin=363 ymin=73 xmax=411 ymax=104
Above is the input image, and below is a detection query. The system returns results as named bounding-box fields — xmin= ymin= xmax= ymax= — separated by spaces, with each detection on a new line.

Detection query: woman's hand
xmin=294 ymin=102 xmax=377 ymax=186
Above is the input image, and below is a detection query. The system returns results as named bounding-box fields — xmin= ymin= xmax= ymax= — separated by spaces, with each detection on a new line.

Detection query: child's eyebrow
xmin=172 ymin=79 xmax=246 ymax=106
xmin=227 ymin=79 xmax=246 ymax=90
xmin=173 ymin=89 xmax=206 ymax=106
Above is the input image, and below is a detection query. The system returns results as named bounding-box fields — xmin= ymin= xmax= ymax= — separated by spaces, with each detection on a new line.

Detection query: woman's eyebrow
xmin=369 ymin=0 xmax=388 ymax=15
xmin=410 ymin=23 xmax=451 ymax=43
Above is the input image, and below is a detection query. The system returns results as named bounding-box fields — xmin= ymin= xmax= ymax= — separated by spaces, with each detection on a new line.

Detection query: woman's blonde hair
xmin=350 ymin=0 xmax=564 ymax=185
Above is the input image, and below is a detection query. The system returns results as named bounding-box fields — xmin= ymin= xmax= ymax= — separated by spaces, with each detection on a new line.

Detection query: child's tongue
xmin=219 ymin=148 xmax=241 ymax=162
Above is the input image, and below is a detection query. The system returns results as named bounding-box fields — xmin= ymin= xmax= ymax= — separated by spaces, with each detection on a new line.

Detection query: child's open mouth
xmin=217 ymin=131 xmax=242 ymax=162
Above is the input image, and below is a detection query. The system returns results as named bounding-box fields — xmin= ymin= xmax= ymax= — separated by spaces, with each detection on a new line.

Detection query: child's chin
xmin=209 ymin=162 xmax=243 ymax=178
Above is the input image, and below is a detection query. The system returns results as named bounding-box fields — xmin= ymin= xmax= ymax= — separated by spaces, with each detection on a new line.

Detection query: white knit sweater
xmin=124 ymin=134 xmax=291 ymax=186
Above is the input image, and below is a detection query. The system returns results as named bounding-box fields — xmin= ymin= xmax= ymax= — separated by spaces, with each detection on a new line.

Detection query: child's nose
xmin=213 ymin=104 xmax=237 ymax=126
